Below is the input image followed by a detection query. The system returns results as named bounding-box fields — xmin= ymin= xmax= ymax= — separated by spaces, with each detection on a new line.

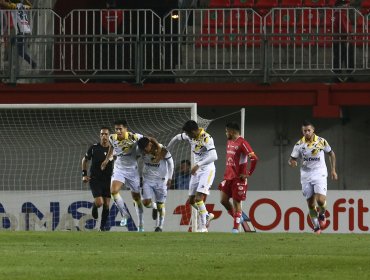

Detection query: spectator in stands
xmin=0 ymin=0 xmax=36 ymax=69
xmin=0 ymin=0 xmax=31 ymax=9
xmin=173 ymin=159 xmax=191 ymax=190
xmin=332 ymin=0 xmax=355 ymax=82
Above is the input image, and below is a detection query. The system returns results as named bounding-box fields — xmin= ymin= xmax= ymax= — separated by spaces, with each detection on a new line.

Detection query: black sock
xmin=100 ymin=206 xmax=109 ymax=230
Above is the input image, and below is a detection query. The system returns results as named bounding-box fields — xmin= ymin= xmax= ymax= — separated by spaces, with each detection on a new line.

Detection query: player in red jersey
xmin=218 ymin=122 xmax=258 ymax=233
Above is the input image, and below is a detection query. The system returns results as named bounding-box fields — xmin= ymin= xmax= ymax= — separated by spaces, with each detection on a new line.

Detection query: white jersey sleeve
xmin=165 ymin=151 xmax=174 ymax=179
xmin=167 ymin=133 xmax=189 ymax=149
xmin=291 ymin=141 xmax=301 ymax=159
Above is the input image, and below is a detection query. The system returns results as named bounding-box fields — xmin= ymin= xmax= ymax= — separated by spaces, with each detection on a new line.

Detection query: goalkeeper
xmin=82 ymin=127 xmax=113 ymax=231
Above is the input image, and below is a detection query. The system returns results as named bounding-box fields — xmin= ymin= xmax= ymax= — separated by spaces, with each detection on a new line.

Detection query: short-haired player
xmin=219 ymin=122 xmax=258 ymax=233
xmin=137 ymin=137 xmax=174 ymax=232
xmin=101 ymin=119 xmax=147 ymax=231
xmin=288 ymin=121 xmax=338 ymax=234
xmin=168 ymin=120 xmax=218 ymax=232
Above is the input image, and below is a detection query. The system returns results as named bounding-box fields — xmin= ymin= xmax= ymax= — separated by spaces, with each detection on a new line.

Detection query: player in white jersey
xmin=101 ymin=119 xmax=148 ymax=231
xmin=168 ymin=120 xmax=218 ymax=232
xmin=137 ymin=137 xmax=174 ymax=232
xmin=288 ymin=120 xmax=338 ymax=234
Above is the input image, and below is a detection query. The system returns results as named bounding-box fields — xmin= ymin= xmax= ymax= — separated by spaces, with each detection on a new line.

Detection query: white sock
xmin=157 ymin=203 xmax=165 ymax=228
xmin=309 ymin=208 xmax=320 ymax=228
xmin=135 ymin=200 xmax=144 ymax=227
xmin=196 ymin=200 xmax=208 ymax=228
xmin=112 ymin=193 xmax=129 ymax=217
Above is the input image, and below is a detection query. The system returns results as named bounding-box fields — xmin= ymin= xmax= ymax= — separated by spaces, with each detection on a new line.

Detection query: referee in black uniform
xmin=82 ymin=127 xmax=113 ymax=231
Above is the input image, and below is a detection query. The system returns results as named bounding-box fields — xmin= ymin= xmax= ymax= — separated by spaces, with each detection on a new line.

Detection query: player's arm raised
xmin=167 ymin=133 xmax=187 ymax=150
xmin=148 ymin=137 xmax=167 ymax=162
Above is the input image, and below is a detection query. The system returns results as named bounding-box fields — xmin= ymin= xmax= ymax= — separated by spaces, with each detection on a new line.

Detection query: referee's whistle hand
xmin=101 ymin=161 xmax=107 ymax=170
xmin=82 ymin=176 xmax=90 ymax=183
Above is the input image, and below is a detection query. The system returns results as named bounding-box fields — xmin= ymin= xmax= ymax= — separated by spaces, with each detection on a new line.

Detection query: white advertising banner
xmin=0 ymin=190 xmax=369 ymax=233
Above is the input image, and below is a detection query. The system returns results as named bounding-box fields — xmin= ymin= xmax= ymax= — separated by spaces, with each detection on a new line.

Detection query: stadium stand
xmin=232 ymin=0 xmax=255 ymax=8
xmin=303 ymin=0 xmax=326 ymax=7
xmin=208 ymin=0 xmax=231 ymax=7
xmin=280 ymin=0 xmax=303 ymax=7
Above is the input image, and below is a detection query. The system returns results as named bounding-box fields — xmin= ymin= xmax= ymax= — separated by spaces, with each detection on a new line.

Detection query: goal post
xmin=0 ymin=103 xmax=197 ymax=231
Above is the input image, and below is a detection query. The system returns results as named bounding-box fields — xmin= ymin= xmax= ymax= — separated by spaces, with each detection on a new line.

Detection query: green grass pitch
xmin=1 ymin=231 xmax=369 ymax=280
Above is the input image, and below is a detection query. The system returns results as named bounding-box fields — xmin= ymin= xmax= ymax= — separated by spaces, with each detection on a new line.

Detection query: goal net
xmin=0 ymin=103 xmax=202 ymax=231
xmin=0 ymin=104 xmax=245 ymax=232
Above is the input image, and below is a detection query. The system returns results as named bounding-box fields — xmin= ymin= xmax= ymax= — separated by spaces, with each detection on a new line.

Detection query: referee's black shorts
xmin=89 ymin=178 xmax=111 ymax=198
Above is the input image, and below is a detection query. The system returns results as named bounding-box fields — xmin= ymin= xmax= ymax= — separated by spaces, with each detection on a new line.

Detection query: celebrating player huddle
xmin=83 ymin=118 xmax=259 ymax=233
xmin=83 ymin=118 xmax=337 ymax=235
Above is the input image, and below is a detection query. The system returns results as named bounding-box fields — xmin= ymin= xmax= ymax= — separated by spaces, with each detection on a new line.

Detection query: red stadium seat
xmin=226 ymin=10 xmax=262 ymax=28
xmin=280 ymin=0 xmax=302 ymax=7
xmin=274 ymin=9 xmax=297 ymax=27
xmin=220 ymin=27 xmax=240 ymax=47
xmin=361 ymin=0 xmax=370 ymax=15
xmin=320 ymin=9 xmax=334 ymax=27
xmin=202 ymin=10 xmax=227 ymax=28
xmin=326 ymin=0 xmax=336 ymax=7
xmin=353 ymin=16 xmax=368 ymax=47
xmin=294 ymin=27 xmax=315 ymax=46
xmin=361 ymin=0 xmax=370 ymax=9
xmin=298 ymin=9 xmax=320 ymax=27
xmin=255 ymin=0 xmax=278 ymax=9
xmin=243 ymin=27 xmax=263 ymax=47
xmin=226 ymin=10 xmax=248 ymax=27
xmin=316 ymin=26 xmax=334 ymax=47
xmin=196 ymin=27 xmax=218 ymax=47
xmin=232 ymin=0 xmax=255 ymax=8
xmin=208 ymin=0 xmax=231 ymax=8
xmin=101 ymin=10 xmax=123 ymax=34
xmin=271 ymin=28 xmax=291 ymax=47
xmin=303 ymin=0 xmax=326 ymax=7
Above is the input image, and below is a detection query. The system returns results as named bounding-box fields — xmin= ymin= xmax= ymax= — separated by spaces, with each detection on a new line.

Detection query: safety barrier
xmin=0 ymin=7 xmax=368 ymax=83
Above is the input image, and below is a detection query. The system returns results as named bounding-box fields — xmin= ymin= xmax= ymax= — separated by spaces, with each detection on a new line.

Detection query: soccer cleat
xmin=318 ymin=213 xmax=327 ymax=229
xmin=206 ymin=213 xmax=215 ymax=228
xmin=120 ymin=216 xmax=128 ymax=227
xmin=152 ymin=208 xmax=158 ymax=220
xmin=239 ymin=215 xmax=244 ymax=224
xmin=199 ymin=227 xmax=208 ymax=233
xmin=313 ymin=227 xmax=321 ymax=235
xmin=232 ymin=228 xmax=239 ymax=234
xmin=154 ymin=227 xmax=162 ymax=232
xmin=91 ymin=205 xmax=98 ymax=219
xmin=137 ymin=226 xmax=145 ymax=232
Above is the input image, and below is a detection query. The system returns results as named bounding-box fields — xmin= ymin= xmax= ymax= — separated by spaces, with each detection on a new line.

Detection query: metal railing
xmin=0 ymin=8 xmax=369 ymax=83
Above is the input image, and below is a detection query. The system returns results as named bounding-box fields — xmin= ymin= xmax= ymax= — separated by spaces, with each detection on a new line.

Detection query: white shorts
xmin=188 ymin=167 xmax=215 ymax=196
xmin=301 ymin=172 xmax=327 ymax=199
xmin=142 ymin=179 xmax=168 ymax=203
xmin=111 ymin=167 xmax=140 ymax=194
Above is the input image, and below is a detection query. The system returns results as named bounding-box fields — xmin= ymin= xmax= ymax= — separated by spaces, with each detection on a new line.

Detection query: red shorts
xmin=218 ymin=178 xmax=248 ymax=202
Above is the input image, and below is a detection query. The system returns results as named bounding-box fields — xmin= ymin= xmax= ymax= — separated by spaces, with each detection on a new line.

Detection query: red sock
xmin=228 ymin=209 xmax=234 ymax=217
xmin=233 ymin=211 xmax=242 ymax=229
